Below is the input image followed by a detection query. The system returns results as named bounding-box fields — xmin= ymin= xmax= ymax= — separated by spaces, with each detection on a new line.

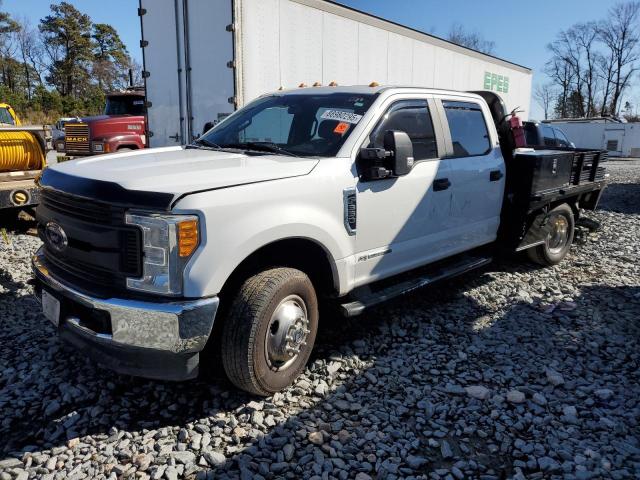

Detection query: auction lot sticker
xmin=321 ymin=110 xmax=363 ymax=124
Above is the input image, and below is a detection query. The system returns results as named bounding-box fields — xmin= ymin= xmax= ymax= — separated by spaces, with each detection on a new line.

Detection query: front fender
xmin=102 ymin=134 xmax=145 ymax=151
xmin=173 ymin=172 xmax=355 ymax=298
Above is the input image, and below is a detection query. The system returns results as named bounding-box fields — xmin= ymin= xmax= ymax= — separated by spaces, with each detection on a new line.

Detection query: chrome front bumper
xmin=32 ymin=248 xmax=219 ymax=380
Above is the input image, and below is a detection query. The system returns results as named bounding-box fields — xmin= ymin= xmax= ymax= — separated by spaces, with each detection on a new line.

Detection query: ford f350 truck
xmin=32 ymin=86 xmax=606 ymax=395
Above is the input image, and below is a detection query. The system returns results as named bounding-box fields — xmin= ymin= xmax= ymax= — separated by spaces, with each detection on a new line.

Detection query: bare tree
xmin=447 ymin=23 xmax=495 ymax=55
xmin=598 ymin=1 xmax=640 ymax=114
xmin=14 ymin=17 xmax=45 ymax=99
xmin=573 ymin=22 xmax=600 ymax=116
xmin=534 ymin=83 xmax=557 ymax=120
xmin=544 ymin=57 xmax=574 ymax=118
xmin=596 ymin=48 xmax=616 ymax=115
xmin=548 ymin=25 xmax=592 ymax=117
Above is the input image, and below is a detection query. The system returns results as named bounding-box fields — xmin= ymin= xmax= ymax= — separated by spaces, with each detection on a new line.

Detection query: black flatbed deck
xmin=499 ymin=148 xmax=607 ymax=250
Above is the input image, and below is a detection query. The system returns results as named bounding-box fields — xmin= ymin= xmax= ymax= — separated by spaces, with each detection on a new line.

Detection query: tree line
xmin=536 ymin=1 xmax=640 ymax=121
xmin=0 ymin=1 xmax=138 ymax=123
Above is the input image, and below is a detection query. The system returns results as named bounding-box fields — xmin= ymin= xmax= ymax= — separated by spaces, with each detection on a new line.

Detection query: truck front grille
xmin=41 ymin=189 xmax=119 ymax=225
xmin=64 ymin=123 xmax=90 ymax=154
xmin=37 ymin=189 xmax=142 ymax=294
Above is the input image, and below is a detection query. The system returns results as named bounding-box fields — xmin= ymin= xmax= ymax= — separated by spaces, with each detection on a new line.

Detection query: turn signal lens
xmin=178 ymin=219 xmax=199 ymax=257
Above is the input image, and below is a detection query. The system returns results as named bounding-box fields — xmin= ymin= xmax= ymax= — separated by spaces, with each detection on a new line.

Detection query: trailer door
xmin=182 ymin=0 xmax=235 ymax=140
xmin=139 ymin=0 xmax=185 ymax=147
xmin=140 ymin=0 xmax=235 ymax=147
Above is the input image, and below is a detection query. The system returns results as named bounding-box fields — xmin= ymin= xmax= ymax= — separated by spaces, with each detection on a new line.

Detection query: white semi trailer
xmin=138 ymin=0 xmax=533 ymax=148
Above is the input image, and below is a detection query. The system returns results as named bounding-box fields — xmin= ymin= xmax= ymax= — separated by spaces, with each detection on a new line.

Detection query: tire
xmin=221 ymin=267 xmax=318 ymax=396
xmin=527 ymin=203 xmax=575 ymax=266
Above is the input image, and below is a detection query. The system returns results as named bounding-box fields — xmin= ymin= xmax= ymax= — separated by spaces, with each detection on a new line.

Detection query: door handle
xmin=490 ymin=170 xmax=504 ymax=181
xmin=433 ymin=178 xmax=451 ymax=191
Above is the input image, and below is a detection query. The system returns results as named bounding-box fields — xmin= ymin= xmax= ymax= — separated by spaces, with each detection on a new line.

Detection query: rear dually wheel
xmin=527 ymin=203 xmax=575 ymax=266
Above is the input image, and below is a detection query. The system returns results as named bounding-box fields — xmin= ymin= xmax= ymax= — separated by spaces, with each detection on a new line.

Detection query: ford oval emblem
xmin=45 ymin=222 xmax=68 ymax=253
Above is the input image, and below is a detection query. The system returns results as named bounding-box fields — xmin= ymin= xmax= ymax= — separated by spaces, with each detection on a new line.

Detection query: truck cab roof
xmin=271 ymin=85 xmax=487 ymax=102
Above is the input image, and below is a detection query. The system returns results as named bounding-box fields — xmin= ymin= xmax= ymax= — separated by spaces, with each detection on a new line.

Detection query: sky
xmin=4 ymin=0 xmax=634 ymax=120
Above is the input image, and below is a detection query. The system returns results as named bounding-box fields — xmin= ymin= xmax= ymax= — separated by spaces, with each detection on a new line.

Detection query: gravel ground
xmin=0 ymin=160 xmax=639 ymax=480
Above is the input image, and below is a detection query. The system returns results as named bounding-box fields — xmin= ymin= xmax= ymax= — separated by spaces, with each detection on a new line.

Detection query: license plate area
xmin=42 ymin=289 xmax=60 ymax=326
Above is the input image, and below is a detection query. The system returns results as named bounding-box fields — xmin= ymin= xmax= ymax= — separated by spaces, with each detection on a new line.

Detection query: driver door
xmin=353 ymin=96 xmax=455 ymax=286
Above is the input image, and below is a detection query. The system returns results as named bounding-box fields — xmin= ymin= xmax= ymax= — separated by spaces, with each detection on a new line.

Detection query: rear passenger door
xmin=354 ymin=96 xmax=454 ymax=286
xmin=436 ymin=98 xmax=505 ymax=251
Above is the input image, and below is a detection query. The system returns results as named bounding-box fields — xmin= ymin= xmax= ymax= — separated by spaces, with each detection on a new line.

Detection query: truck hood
xmin=40 ymin=146 xmax=320 ymax=210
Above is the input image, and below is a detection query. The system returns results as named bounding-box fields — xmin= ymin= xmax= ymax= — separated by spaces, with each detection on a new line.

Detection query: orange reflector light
xmin=299 ymin=83 xmax=307 ymax=88
xmin=369 ymin=81 xmax=380 ymax=87
xmin=329 ymin=81 xmax=338 ymax=87
xmin=313 ymin=81 xmax=322 ymax=87
xmin=178 ymin=219 xmax=199 ymax=257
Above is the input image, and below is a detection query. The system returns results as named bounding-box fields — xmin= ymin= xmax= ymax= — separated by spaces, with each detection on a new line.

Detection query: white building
xmin=546 ymin=118 xmax=640 ymax=158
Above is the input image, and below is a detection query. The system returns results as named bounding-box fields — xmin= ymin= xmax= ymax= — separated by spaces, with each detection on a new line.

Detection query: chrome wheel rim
xmin=265 ymin=295 xmax=310 ymax=371
xmin=547 ymin=214 xmax=569 ymax=254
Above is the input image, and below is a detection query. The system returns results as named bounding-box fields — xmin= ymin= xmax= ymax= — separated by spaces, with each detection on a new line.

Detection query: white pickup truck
xmin=33 ymin=86 xmax=607 ymax=395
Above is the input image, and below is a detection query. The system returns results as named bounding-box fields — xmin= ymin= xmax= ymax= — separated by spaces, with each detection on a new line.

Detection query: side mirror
xmin=359 ymin=130 xmax=414 ymax=180
xmin=203 ymin=121 xmax=216 ymax=133
xmin=384 ymin=130 xmax=414 ymax=176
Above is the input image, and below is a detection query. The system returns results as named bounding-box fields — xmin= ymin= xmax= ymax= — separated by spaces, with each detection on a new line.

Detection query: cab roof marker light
xmin=369 ymin=81 xmax=380 ymax=87
xmin=298 ymin=83 xmax=307 ymax=88
xmin=329 ymin=81 xmax=338 ymax=87
xmin=313 ymin=82 xmax=322 ymax=87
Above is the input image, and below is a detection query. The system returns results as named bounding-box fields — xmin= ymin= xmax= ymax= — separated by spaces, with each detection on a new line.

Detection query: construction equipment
xmin=0 ymin=103 xmax=51 ymax=213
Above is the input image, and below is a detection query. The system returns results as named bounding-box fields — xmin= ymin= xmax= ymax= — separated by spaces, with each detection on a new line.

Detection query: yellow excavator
xmin=0 ymin=103 xmax=51 ymax=214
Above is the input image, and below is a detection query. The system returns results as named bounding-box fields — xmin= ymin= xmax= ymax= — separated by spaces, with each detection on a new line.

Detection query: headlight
xmin=92 ymin=141 xmax=104 ymax=152
xmin=125 ymin=213 xmax=200 ymax=296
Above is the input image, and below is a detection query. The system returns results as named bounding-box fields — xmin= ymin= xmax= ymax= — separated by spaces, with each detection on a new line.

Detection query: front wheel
xmin=527 ymin=203 xmax=575 ymax=266
xmin=221 ymin=267 xmax=318 ymax=396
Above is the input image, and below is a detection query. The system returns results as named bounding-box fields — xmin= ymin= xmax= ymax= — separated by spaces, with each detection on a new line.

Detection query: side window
xmin=523 ymin=123 xmax=539 ymax=146
xmin=542 ymin=125 xmax=556 ymax=147
xmin=443 ymin=101 xmax=491 ymax=157
xmin=370 ymin=100 xmax=437 ymax=160
xmin=0 ymin=108 xmax=14 ymax=125
xmin=239 ymin=106 xmax=294 ymax=144
xmin=553 ymin=128 xmax=570 ymax=147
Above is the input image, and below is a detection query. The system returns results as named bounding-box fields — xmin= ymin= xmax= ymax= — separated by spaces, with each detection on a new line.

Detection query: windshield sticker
xmin=334 ymin=122 xmax=350 ymax=135
xmin=321 ymin=110 xmax=363 ymax=124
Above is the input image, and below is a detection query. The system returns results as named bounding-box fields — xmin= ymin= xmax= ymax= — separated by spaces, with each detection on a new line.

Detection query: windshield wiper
xmin=187 ymin=138 xmax=222 ymax=150
xmin=220 ymin=142 xmax=299 ymax=157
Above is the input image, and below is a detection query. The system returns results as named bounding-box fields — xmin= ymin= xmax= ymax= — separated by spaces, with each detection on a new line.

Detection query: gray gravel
xmin=1 ymin=160 xmax=639 ymax=479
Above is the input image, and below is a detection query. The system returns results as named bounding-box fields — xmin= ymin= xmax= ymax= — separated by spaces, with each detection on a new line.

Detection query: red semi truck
xmin=59 ymin=87 xmax=147 ymax=157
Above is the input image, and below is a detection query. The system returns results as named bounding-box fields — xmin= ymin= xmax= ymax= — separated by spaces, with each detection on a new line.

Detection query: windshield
xmin=105 ymin=95 xmax=146 ymax=116
xmin=200 ymin=92 xmax=377 ymax=157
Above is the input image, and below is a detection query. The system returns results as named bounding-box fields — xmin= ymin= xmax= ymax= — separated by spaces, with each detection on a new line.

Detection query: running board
xmin=340 ymin=255 xmax=492 ymax=317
